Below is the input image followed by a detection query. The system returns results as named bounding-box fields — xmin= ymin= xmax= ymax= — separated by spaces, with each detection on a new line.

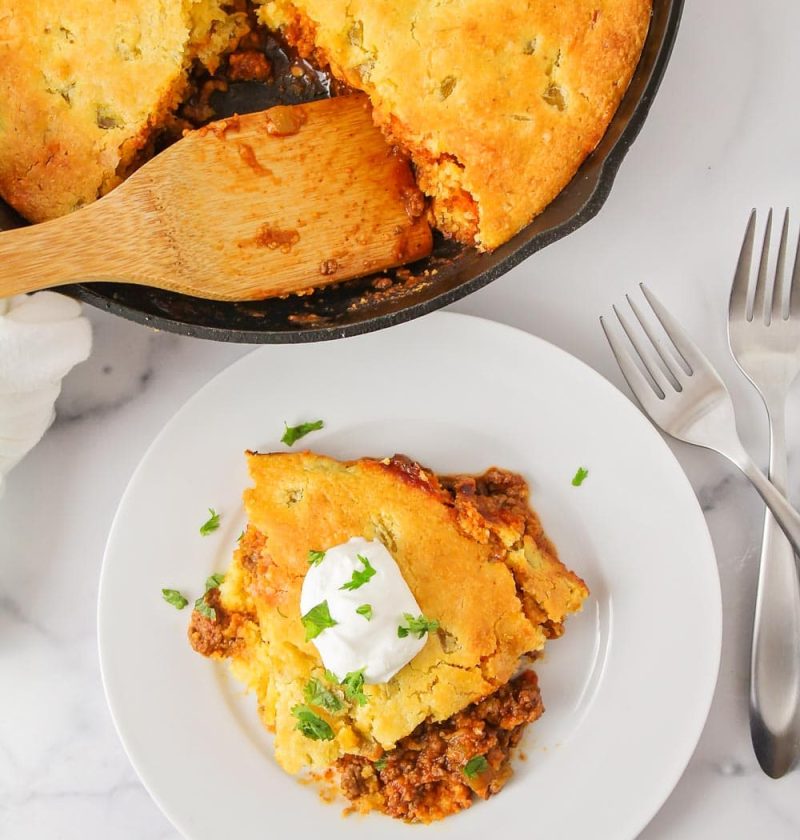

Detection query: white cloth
xmin=0 ymin=292 xmax=92 ymax=494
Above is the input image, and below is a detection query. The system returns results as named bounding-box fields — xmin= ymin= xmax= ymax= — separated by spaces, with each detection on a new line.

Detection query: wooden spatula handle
xmin=0 ymin=195 xmax=164 ymax=297
xmin=0 ymin=96 xmax=432 ymax=302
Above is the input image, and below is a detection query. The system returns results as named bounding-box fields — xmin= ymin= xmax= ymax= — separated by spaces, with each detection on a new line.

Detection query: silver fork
xmin=728 ymin=208 xmax=800 ymax=778
xmin=600 ymin=284 xmax=800 ymax=558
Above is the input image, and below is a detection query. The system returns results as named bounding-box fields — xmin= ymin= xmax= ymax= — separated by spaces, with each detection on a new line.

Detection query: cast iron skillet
xmin=0 ymin=0 xmax=682 ymax=343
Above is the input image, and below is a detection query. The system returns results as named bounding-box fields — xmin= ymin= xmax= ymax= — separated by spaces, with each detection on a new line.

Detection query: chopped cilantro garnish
xmin=301 ymin=600 xmax=338 ymax=641
xmin=463 ymin=755 xmax=489 ymax=778
xmin=341 ymin=668 xmax=368 ymax=706
xmin=303 ymin=678 xmax=344 ymax=713
xmin=161 ymin=588 xmax=188 ymax=609
xmin=193 ymin=573 xmax=224 ymax=620
xmin=281 ymin=419 xmax=324 ymax=447
xmin=308 ymin=549 xmax=326 ymax=566
xmin=571 ymin=467 xmax=589 ymax=487
xmin=199 ymin=508 xmax=221 ymax=536
xmin=291 ymin=704 xmax=334 ymax=741
xmin=204 ymin=572 xmax=225 ymax=592
xmin=355 ymin=603 xmax=373 ymax=621
xmin=374 ymin=757 xmax=388 ymax=771
xmin=397 ymin=613 xmax=439 ymax=639
xmin=194 ymin=597 xmax=216 ymax=621
xmin=340 ymin=554 xmax=376 ymax=591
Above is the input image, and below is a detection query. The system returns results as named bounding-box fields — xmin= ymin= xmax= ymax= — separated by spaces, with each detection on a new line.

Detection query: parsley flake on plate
xmin=308 ymin=549 xmax=326 ymax=566
xmin=463 ymin=755 xmax=489 ymax=778
xmin=281 ymin=419 xmax=324 ymax=447
xmin=356 ymin=603 xmax=373 ymax=621
xmin=301 ymin=600 xmax=338 ymax=641
xmin=291 ymin=704 xmax=334 ymax=741
xmin=373 ymin=756 xmax=388 ymax=771
xmin=304 ymin=677 xmax=344 ymax=713
xmin=199 ymin=508 xmax=221 ymax=536
xmin=161 ymin=588 xmax=188 ymax=609
xmin=397 ymin=613 xmax=439 ymax=639
xmin=571 ymin=466 xmax=589 ymax=487
xmin=341 ymin=668 xmax=368 ymax=706
xmin=340 ymin=553 xmax=376 ymax=591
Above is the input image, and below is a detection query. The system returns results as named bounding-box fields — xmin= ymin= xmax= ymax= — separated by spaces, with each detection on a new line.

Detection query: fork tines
xmin=600 ymin=284 xmax=715 ymax=408
xmin=730 ymin=208 xmax=800 ymax=324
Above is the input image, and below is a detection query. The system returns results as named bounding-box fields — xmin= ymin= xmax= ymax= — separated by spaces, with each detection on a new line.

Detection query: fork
xmin=728 ymin=208 xmax=800 ymax=778
xmin=600 ymin=284 xmax=800 ymax=558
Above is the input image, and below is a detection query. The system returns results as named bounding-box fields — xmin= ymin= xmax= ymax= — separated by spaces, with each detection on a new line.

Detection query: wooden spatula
xmin=0 ymin=94 xmax=432 ymax=301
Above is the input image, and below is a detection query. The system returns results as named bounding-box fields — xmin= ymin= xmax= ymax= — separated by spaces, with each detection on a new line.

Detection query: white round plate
xmin=99 ymin=312 xmax=721 ymax=840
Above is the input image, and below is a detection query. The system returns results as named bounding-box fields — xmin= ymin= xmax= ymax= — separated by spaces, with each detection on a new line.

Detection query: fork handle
xmin=733 ymin=452 xmax=800 ymax=560
xmin=750 ymin=404 xmax=800 ymax=777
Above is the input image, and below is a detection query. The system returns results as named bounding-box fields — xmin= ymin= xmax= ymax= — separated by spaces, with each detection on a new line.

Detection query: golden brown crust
xmin=2 ymin=0 xmax=650 ymax=249
xmin=258 ymin=0 xmax=652 ymax=249
xmin=0 ymin=1 xmax=248 ymax=222
xmin=190 ymin=451 xmax=588 ymax=777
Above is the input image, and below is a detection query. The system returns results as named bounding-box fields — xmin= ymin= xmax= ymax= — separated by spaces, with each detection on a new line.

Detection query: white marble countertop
xmin=2 ymin=0 xmax=800 ymax=837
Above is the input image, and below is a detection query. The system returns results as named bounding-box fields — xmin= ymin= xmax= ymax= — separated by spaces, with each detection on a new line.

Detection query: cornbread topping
xmin=300 ymin=537 xmax=429 ymax=683
xmin=256 ymin=0 xmax=653 ymax=250
xmin=1 ymin=1 xmax=651 ymax=257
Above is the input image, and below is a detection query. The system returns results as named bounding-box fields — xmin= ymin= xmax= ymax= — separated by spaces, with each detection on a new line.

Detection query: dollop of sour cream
xmin=299 ymin=537 xmax=428 ymax=683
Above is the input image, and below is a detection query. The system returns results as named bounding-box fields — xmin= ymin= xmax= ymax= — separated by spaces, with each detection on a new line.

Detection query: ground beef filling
xmin=337 ymin=670 xmax=543 ymax=823
xmin=440 ymin=467 xmax=533 ymax=534
xmin=187 ymin=587 xmax=241 ymax=657
xmin=440 ymin=467 xmax=566 ymax=638
xmin=188 ymin=527 xmax=264 ymax=658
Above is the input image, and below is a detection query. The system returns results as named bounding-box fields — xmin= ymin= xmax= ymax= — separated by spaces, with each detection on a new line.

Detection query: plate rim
xmin=97 ymin=310 xmax=721 ymax=839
